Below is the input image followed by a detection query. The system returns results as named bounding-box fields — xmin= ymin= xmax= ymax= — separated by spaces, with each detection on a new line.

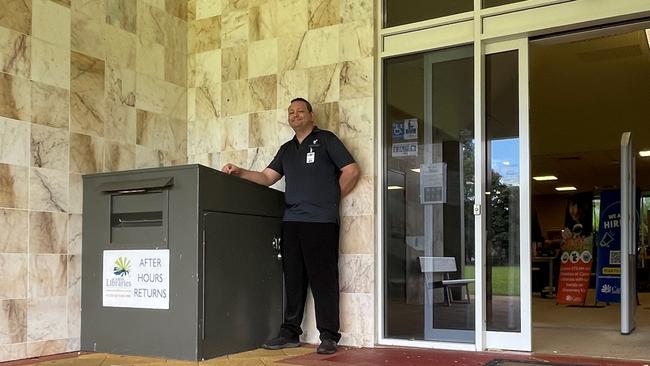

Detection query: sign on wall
xmin=103 ymin=249 xmax=170 ymax=309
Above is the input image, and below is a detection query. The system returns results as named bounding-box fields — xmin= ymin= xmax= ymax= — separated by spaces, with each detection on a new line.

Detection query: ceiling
xmin=530 ymin=27 xmax=650 ymax=195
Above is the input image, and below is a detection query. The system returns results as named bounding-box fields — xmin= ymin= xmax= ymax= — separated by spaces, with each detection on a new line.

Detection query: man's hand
xmin=221 ymin=164 xmax=282 ymax=187
xmin=222 ymin=163 xmax=241 ymax=176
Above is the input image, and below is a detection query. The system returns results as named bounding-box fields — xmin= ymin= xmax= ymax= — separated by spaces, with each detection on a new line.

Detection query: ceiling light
xmin=411 ymin=168 xmax=420 ymax=173
xmin=387 ymin=185 xmax=404 ymax=190
xmin=555 ymin=186 xmax=577 ymax=192
xmin=533 ymin=175 xmax=558 ymax=181
xmin=502 ymin=161 xmax=510 ymax=166
xmin=639 ymin=150 xmax=650 ymax=157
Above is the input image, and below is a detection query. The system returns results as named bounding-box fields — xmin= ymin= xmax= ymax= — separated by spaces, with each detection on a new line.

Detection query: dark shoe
xmin=261 ymin=335 xmax=301 ymax=350
xmin=317 ymin=339 xmax=337 ymax=354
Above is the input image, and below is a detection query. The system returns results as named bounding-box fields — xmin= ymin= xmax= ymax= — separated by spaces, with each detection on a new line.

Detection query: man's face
xmin=288 ymin=101 xmax=314 ymax=130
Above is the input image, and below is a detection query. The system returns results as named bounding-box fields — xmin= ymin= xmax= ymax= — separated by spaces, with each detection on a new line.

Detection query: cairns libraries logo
xmin=113 ymin=257 xmax=132 ymax=277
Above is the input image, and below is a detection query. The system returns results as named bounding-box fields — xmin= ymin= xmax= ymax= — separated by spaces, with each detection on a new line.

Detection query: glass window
xmin=383 ymin=46 xmax=475 ymax=342
xmin=485 ymin=50 xmax=521 ymax=332
xmin=482 ymin=0 xmax=526 ymax=8
xmin=384 ymin=0 xmax=472 ymax=28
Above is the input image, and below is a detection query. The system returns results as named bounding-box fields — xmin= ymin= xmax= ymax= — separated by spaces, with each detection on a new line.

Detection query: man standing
xmin=222 ymin=98 xmax=360 ymax=354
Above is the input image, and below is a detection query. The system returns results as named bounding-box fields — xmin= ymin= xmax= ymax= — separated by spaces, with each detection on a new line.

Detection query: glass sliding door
xmin=382 ymin=45 xmax=475 ymax=343
xmin=482 ymin=39 xmax=532 ymax=351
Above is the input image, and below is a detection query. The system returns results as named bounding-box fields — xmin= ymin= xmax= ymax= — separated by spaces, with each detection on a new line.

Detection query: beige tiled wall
xmin=187 ymin=0 xmax=375 ymax=347
xmin=0 ymin=0 xmax=188 ymax=361
xmin=1 ymin=0 xmax=375 ymax=360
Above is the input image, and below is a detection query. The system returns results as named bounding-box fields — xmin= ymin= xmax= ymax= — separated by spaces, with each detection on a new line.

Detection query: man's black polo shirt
xmin=268 ymin=126 xmax=355 ymax=223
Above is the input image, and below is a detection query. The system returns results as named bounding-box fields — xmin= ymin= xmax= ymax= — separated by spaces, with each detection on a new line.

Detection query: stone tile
xmin=338 ymin=96 xmax=372 ymax=139
xmin=136 ymin=37 xmax=164 ymax=80
xmin=0 ymin=163 xmax=28 ymax=209
xmin=135 ymin=145 xmax=165 ymax=168
xmin=52 ymin=0 xmax=71 ymax=7
xmin=339 ymin=292 xmax=373 ymax=346
xmin=195 ymin=49 xmax=221 ymax=86
xmin=0 ymin=208 xmax=28 ymax=253
xmin=196 ymin=0 xmax=222 ymax=19
xmin=341 ymin=0 xmax=372 ymax=23
xmin=106 ymin=0 xmax=137 ymax=33
xmin=340 ymin=175 xmax=372 ymax=216
xmin=249 ymin=74 xmax=277 ymax=112
xmin=339 ymin=58 xmax=372 ymax=100
xmin=0 ymin=343 xmax=27 ymax=363
xmin=136 ymin=110 xmax=167 ymax=150
xmin=295 ymin=25 xmax=338 ymax=69
xmin=72 ymin=0 xmax=105 ymax=20
xmin=27 ymin=296 xmax=67 ymax=341
xmin=31 ymin=38 xmax=70 ymax=90
xmin=308 ymin=0 xmax=339 ymax=29
xmin=190 ymin=15 xmax=221 ymax=53
xmin=135 ymin=73 xmax=167 ymax=114
xmin=218 ymin=149 xmax=248 ymax=169
xmin=105 ymin=101 xmax=136 ymax=143
xmin=195 ymin=84 xmax=221 ymax=120
xmin=26 ymin=339 xmax=68 ymax=358
xmin=277 ymin=0 xmax=308 ymax=37
xmin=29 ymin=255 xmax=67 ymax=297
xmin=247 ymin=145 xmax=277 ymax=172
xmin=0 ymin=72 xmax=30 ymax=121
xmin=166 ymin=0 xmax=188 ymax=19
xmin=104 ymin=140 xmax=135 ymax=171
xmin=67 ymin=213 xmax=82 ymax=254
xmin=30 ymin=167 xmax=68 ymax=212
xmin=105 ymin=25 xmax=137 ymax=70
xmin=165 ymin=49 xmax=187 ymax=86
xmin=29 ymin=211 xmax=68 ymax=254
xmin=70 ymin=52 xmax=105 ymax=136
xmin=277 ymin=70 xmax=308 ymax=108
xmin=105 ymin=64 xmax=136 ymax=107
xmin=0 ymin=299 xmax=27 ymax=344
xmin=249 ymin=1 xmax=277 ymax=41
xmin=221 ymin=9 xmax=248 ymax=48
xmin=0 ymin=117 xmax=30 ymax=166
xmin=0 ymin=26 xmax=31 ymax=78
xmin=341 ymin=135 xmax=372 ymax=174
xmin=339 ymin=254 xmax=373 ymax=293
xmin=67 ymin=260 xmax=81 ymax=338
xmin=222 ymin=79 xmax=249 ymax=116
xmin=187 ymin=119 xmax=223 ymax=155
xmin=307 ymin=64 xmax=340 ymax=104
xmin=68 ymin=173 xmax=82 ymax=214
xmin=32 ymin=0 xmax=71 ymax=47
xmin=71 ymin=10 xmax=105 ymax=60
xmin=31 ymin=124 xmax=69 ymax=170
xmin=277 ymin=31 xmax=305 ymax=73
xmin=223 ymin=114 xmax=249 ymax=151
xmin=0 ymin=0 xmax=33 ymax=35
xmin=248 ymin=39 xmax=277 ymax=78
xmin=69 ymin=132 xmax=103 ymax=174
xmin=249 ymin=110 xmax=277 ymax=148
xmin=137 ymin=2 xmax=167 ymax=46
xmin=31 ymin=81 xmax=70 ymax=129
xmin=312 ymin=101 xmax=339 ymax=134
xmin=340 ymin=20 xmax=373 ymax=62
xmin=0 ymin=254 xmax=28 ymax=299
xmin=221 ymin=46 xmax=246 ymax=82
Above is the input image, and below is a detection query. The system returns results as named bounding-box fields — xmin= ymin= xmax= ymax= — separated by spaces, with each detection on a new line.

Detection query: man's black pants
xmin=279 ymin=221 xmax=341 ymax=342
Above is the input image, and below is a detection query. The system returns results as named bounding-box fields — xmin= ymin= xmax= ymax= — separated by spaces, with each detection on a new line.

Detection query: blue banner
xmin=595 ymin=190 xmax=621 ymax=303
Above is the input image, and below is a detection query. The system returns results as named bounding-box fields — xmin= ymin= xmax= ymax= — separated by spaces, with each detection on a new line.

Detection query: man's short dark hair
xmin=290 ymin=97 xmax=313 ymax=112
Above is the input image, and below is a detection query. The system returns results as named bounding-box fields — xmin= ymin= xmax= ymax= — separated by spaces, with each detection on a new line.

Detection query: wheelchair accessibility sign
xmin=392 ymin=122 xmax=404 ymax=141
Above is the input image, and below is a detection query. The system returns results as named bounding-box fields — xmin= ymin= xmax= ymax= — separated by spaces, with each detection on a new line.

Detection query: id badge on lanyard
xmin=306 ymin=148 xmax=315 ymax=163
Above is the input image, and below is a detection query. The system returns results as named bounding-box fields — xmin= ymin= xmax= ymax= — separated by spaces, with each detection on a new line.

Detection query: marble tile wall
xmin=0 ymin=0 xmax=188 ymax=361
xmin=187 ymin=0 xmax=375 ymax=347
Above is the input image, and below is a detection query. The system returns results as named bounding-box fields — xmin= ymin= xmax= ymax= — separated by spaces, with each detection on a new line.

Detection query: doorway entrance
xmin=529 ymin=23 xmax=650 ymax=359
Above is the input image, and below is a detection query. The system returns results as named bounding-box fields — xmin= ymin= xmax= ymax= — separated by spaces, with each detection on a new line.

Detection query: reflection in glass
xmin=383 ymin=46 xmax=475 ymax=342
xmin=485 ymin=51 xmax=521 ymax=332
xmin=384 ymin=0 xmax=472 ymax=28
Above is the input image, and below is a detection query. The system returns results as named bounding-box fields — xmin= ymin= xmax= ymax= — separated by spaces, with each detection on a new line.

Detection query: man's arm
xmin=339 ymin=163 xmax=360 ymax=198
xmin=222 ymin=164 xmax=282 ymax=187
